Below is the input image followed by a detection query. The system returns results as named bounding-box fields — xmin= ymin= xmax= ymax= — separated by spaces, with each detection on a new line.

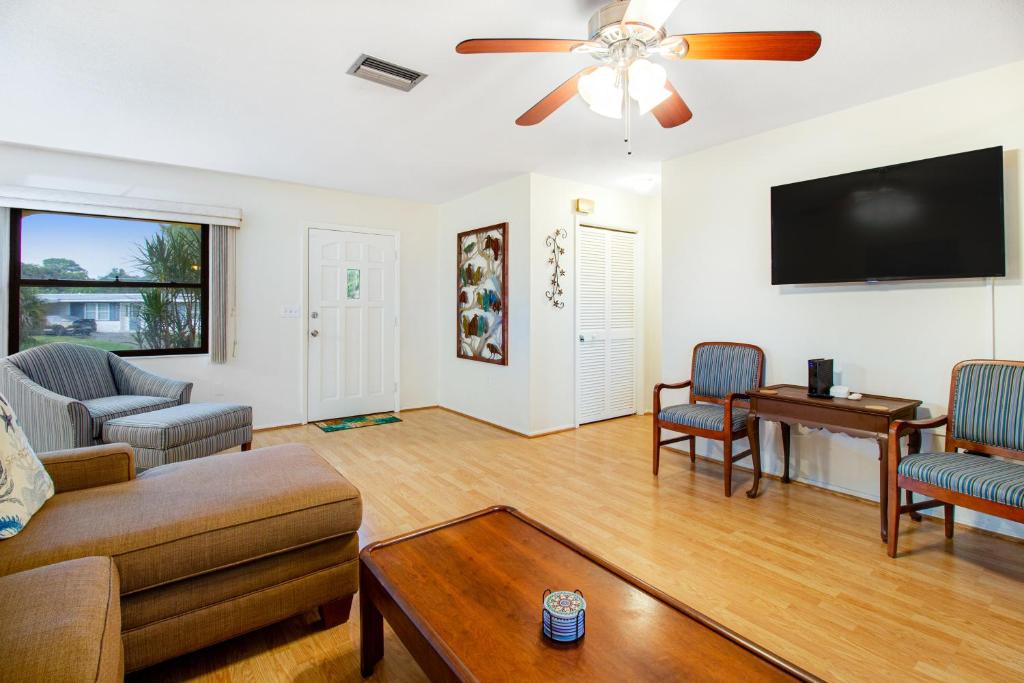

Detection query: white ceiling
xmin=1 ymin=0 xmax=1023 ymax=203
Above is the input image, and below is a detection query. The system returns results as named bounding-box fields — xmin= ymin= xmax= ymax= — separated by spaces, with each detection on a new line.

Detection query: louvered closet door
xmin=576 ymin=226 xmax=638 ymax=424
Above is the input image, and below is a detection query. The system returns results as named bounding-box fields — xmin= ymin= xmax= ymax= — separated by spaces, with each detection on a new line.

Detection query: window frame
xmin=7 ymin=208 xmax=210 ymax=357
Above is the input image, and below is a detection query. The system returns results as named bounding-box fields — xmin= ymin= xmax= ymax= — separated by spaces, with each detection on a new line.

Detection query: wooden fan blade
xmin=516 ymin=68 xmax=596 ymax=127
xmin=456 ymin=38 xmax=593 ymax=54
xmin=671 ymin=31 xmax=822 ymax=61
xmin=651 ymin=81 xmax=692 ymax=128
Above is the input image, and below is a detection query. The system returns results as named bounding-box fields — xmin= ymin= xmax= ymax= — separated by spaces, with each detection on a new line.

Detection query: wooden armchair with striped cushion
xmin=887 ymin=360 xmax=1024 ymax=557
xmin=653 ymin=342 xmax=765 ymax=497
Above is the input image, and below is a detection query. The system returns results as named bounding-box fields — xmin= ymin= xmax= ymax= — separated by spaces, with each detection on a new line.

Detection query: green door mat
xmin=313 ymin=413 xmax=402 ymax=432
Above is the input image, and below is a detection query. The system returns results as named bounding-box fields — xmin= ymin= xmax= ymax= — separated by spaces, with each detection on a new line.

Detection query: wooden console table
xmin=746 ymin=385 xmax=922 ymax=541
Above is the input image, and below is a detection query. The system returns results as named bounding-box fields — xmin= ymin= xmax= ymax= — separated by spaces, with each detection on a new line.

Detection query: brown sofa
xmin=0 ymin=442 xmax=362 ymax=674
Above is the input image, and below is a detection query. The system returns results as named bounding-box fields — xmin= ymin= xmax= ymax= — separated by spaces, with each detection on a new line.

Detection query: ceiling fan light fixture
xmin=579 ymin=66 xmax=624 ymax=119
xmin=627 ymin=58 xmax=668 ymax=108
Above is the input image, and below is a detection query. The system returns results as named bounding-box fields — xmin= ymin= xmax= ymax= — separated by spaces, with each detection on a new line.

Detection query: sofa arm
xmin=39 ymin=443 xmax=136 ymax=493
xmin=109 ymin=354 xmax=193 ymax=404
xmin=0 ymin=359 xmax=91 ymax=452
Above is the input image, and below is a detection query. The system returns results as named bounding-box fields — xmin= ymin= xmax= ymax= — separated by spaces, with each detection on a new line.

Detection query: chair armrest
xmin=0 ymin=360 xmax=90 ymax=451
xmin=725 ymin=392 xmax=751 ymax=405
xmin=890 ymin=415 xmax=948 ymax=440
xmin=888 ymin=415 xmax=948 ymax=477
xmin=655 ymin=380 xmax=692 ymax=393
xmin=109 ymin=354 xmax=193 ymax=403
xmin=723 ymin=392 xmax=751 ymax=431
xmin=653 ymin=380 xmax=692 ymax=415
xmin=39 ymin=443 xmax=135 ymax=493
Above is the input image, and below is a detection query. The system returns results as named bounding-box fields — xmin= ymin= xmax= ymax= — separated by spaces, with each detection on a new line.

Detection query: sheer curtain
xmin=210 ymin=224 xmax=238 ymax=364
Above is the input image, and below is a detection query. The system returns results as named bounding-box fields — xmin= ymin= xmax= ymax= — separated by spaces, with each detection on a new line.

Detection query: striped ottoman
xmin=103 ymin=403 xmax=253 ymax=470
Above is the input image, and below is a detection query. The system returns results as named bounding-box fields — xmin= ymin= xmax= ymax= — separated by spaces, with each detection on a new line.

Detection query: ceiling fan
xmin=456 ymin=0 xmax=821 ymax=150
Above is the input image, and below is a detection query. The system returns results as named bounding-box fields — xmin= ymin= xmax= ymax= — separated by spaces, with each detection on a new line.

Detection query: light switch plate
xmin=280 ymin=306 xmax=301 ymax=318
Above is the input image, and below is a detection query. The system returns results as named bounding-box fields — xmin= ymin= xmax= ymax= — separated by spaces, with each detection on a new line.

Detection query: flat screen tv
xmin=771 ymin=146 xmax=1005 ymax=284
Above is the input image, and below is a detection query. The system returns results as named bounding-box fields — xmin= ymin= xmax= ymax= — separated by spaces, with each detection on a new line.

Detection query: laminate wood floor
xmin=132 ymin=409 xmax=1024 ymax=683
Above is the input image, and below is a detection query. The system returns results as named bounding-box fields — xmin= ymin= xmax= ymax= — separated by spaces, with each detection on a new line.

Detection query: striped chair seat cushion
xmin=82 ymin=395 xmax=179 ymax=439
xmin=898 ymin=452 xmax=1024 ymax=509
xmin=659 ymin=403 xmax=748 ymax=434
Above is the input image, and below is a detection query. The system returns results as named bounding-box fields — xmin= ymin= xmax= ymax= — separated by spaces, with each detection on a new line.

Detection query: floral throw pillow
xmin=0 ymin=393 xmax=54 ymax=538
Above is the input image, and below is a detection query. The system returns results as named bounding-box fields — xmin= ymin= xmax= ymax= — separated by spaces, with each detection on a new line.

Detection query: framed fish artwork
xmin=456 ymin=223 xmax=508 ymax=365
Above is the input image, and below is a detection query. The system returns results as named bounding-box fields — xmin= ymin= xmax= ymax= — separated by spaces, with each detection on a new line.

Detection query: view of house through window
xmin=9 ymin=210 xmax=209 ymax=356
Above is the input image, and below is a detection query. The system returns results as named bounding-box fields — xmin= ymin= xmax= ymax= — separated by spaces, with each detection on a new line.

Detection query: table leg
xmin=746 ymin=415 xmax=761 ymax=498
xmin=877 ymin=436 xmax=888 ymax=542
xmin=780 ymin=422 xmax=792 ymax=483
xmin=360 ymin=566 xmax=384 ymax=678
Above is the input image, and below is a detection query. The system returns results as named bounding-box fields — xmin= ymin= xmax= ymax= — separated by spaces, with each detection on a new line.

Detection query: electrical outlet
xmin=280 ymin=306 xmax=301 ymax=318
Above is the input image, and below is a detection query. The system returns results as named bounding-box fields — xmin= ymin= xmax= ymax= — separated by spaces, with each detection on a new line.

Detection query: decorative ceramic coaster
xmin=544 ymin=591 xmax=586 ymax=618
xmin=542 ymin=590 xmax=586 ymax=644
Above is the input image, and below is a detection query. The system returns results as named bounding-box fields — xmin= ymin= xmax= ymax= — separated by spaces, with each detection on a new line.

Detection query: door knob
xmin=579 ymin=334 xmax=585 ymax=342
xmin=310 ymin=330 xmax=319 ymax=338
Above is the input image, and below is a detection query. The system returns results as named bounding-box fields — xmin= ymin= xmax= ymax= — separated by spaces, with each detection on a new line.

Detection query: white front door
xmin=575 ymin=225 xmax=638 ymax=425
xmin=308 ymin=228 xmax=397 ymax=421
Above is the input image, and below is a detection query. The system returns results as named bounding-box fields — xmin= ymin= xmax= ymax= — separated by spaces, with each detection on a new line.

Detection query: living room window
xmin=8 ymin=209 xmax=209 ymax=356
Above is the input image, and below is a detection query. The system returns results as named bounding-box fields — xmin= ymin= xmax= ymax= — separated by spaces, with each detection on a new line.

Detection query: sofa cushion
xmin=899 ymin=451 xmax=1024 ymax=509
xmin=0 ymin=556 xmax=122 ymax=683
xmin=7 ymin=343 xmax=118 ymax=401
xmin=0 ymin=444 xmax=362 ymax=594
xmin=103 ymin=402 xmax=252 ymax=450
xmin=659 ymin=403 xmax=748 ymax=433
xmin=0 ymin=393 xmax=54 ymax=538
xmin=83 ymin=395 xmax=179 ymax=439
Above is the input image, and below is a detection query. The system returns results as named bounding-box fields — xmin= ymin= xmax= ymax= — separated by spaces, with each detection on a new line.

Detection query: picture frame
xmin=456 ymin=223 xmax=508 ymax=365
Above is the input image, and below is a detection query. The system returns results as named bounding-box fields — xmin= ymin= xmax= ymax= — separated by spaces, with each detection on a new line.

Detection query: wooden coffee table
xmin=360 ymin=506 xmax=819 ymax=682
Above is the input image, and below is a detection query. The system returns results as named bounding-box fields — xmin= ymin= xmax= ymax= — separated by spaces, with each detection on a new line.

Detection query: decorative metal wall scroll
xmin=545 ymin=228 xmax=567 ymax=309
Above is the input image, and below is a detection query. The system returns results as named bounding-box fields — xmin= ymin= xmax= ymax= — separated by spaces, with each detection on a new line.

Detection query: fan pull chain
xmin=623 ymin=69 xmax=632 ymax=156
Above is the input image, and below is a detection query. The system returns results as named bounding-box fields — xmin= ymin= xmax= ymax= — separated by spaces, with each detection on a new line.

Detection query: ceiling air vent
xmin=347 ymin=54 xmax=427 ymax=92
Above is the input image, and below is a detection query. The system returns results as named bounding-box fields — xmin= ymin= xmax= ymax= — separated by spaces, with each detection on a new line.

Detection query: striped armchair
xmin=887 ymin=360 xmax=1024 ymax=557
xmin=0 ymin=343 xmax=192 ymax=452
xmin=653 ymin=342 xmax=765 ymax=497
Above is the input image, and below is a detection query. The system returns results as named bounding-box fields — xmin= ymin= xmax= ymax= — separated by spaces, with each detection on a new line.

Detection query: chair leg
xmin=652 ymin=422 xmax=661 ymax=476
xmin=689 ymin=436 xmax=696 ymax=464
xmin=944 ymin=504 xmax=955 ymax=539
xmin=906 ymin=490 xmax=922 ymax=522
xmin=723 ymin=438 xmax=733 ymax=497
xmin=887 ymin=483 xmax=901 ymax=558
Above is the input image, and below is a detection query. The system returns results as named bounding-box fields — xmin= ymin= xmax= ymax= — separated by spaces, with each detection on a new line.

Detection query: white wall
xmin=528 ymin=174 xmax=660 ymax=433
xmin=437 ymin=173 xmax=659 ymax=435
xmin=438 ymin=175 xmax=533 ymax=434
xmin=661 ymin=60 xmax=1024 ymax=537
xmin=0 ymin=143 xmax=440 ymax=429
